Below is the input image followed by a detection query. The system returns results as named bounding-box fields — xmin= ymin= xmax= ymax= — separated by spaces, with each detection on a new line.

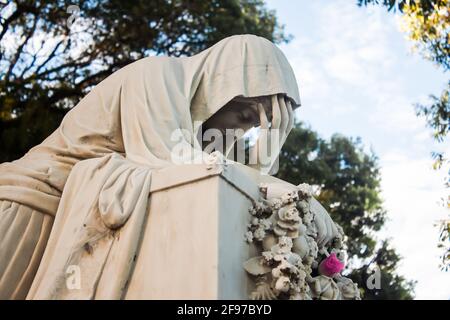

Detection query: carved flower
xmin=262 ymin=251 xmax=274 ymax=261
xmin=278 ymin=206 xmax=300 ymax=222
xmin=271 ymin=266 xmax=282 ymax=278
xmin=336 ymin=277 xmax=361 ymax=300
xmin=273 ymin=254 xmax=285 ymax=262
xmin=278 ymin=236 xmax=293 ymax=248
xmin=281 ymin=191 xmax=299 ymax=205
xmin=297 ymin=266 xmax=307 ymax=281
xmin=244 ymin=231 xmax=253 ymax=243
xmin=282 ymin=258 xmax=299 ymax=275
xmin=274 ymin=276 xmax=290 ymax=293
xmin=297 ymin=183 xmax=313 ymax=199
xmin=249 ymin=202 xmax=266 ymax=216
xmin=287 ymin=252 xmax=302 ymax=267
xmin=273 ymin=226 xmax=287 ymax=237
xmin=271 ymin=236 xmax=292 ymax=254
xmin=271 ymin=198 xmax=282 ymax=210
xmin=274 ymin=205 xmax=301 ymax=237
xmin=253 ymin=227 xmax=266 ymax=241
xmin=260 ymin=219 xmax=271 ymax=230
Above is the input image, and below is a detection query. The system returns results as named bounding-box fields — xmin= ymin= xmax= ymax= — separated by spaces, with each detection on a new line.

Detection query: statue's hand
xmin=249 ymin=95 xmax=294 ymax=174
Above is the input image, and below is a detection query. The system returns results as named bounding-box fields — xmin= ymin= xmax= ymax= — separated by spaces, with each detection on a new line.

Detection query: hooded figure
xmin=0 ymin=34 xmax=301 ymax=299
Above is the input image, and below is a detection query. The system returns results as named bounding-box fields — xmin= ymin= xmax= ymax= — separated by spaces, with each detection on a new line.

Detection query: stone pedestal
xmin=125 ymin=162 xmax=274 ymax=299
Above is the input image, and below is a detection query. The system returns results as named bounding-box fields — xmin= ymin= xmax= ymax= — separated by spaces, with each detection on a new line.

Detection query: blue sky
xmin=265 ymin=0 xmax=449 ymax=299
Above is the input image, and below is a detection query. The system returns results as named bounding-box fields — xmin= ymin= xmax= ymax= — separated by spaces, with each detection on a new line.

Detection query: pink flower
xmin=319 ymin=253 xmax=345 ymax=277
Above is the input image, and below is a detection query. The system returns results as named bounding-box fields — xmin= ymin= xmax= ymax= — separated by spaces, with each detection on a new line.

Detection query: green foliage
xmin=350 ymin=240 xmax=416 ymax=299
xmin=357 ymin=0 xmax=405 ymax=12
xmin=0 ymin=0 xmax=289 ymax=162
xmin=436 ymin=216 xmax=450 ymax=271
xmin=416 ymin=80 xmax=449 ymax=144
xmin=400 ymin=0 xmax=449 ymax=71
xmin=276 ymin=122 xmax=415 ymax=299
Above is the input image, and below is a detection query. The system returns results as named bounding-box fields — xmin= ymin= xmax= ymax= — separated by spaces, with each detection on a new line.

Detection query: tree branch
xmin=5 ymin=14 xmax=38 ymax=82
xmin=34 ymin=38 xmax=67 ymax=75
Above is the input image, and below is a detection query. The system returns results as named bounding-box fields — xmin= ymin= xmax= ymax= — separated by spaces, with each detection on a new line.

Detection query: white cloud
xmin=380 ymin=155 xmax=450 ymax=299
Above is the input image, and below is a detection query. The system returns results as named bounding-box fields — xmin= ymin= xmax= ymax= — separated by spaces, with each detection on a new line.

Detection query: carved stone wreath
xmin=244 ymin=183 xmax=361 ymax=300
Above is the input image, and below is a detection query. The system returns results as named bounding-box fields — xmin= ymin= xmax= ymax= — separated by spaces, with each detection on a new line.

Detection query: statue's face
xmin=202 ymin=95 xmax=273 ymax=134
xmin=199 ymin=95 xmax=273 ymax=153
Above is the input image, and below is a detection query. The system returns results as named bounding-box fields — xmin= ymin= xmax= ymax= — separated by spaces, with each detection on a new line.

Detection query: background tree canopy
xmin=0 ymin=0 xmax=416 ymax=298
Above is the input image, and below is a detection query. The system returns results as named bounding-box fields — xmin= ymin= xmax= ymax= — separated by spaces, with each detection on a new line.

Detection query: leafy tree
xmin=358 ymin=0 xmax=448 ymax=68
xmin=0 ymin=0 xmax=289 ymax=162
xmin=436 ymin=215 xmax=450 ymax=271
xmin=276 ymin=122 xmax=415 ymax=299
xmin=358 ymin=0 xmax=450 ymax=273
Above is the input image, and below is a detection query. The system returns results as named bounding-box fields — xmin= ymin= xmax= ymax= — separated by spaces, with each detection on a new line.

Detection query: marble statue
xmin=0 ymin=34 xmax=302 ymax=299
xmin=0 ymin=32 xmax=359 ymax=300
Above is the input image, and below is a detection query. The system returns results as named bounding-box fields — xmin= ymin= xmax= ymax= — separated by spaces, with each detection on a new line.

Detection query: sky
xmin=265 ymin=0 xmax=449 ymax=299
